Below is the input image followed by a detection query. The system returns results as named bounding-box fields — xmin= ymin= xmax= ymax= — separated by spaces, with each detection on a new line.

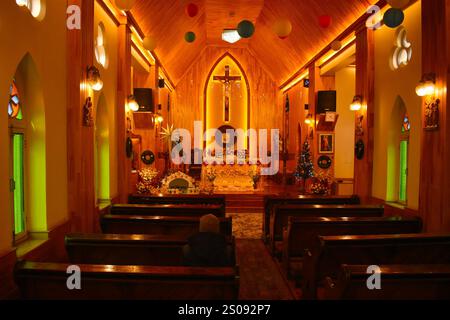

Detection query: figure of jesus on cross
xmin=213 ymin=65 xmax=241 ymax=123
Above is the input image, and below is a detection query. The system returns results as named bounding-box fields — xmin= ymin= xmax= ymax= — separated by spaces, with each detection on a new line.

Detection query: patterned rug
xmin=227 ymin=213 xmax=263 ymax=239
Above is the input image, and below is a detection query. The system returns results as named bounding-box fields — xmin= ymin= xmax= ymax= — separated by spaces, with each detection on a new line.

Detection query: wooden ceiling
xmin=131 ymin=0 xmax=373 ymax=85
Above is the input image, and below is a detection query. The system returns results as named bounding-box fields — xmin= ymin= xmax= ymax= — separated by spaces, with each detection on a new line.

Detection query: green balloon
xmin=383 ymin=8 xmax=404 ymax=28
xmin=237 ymin=20 xmax=255 ymax=38
xmin=184 ymin=31 xmax=196 ymax=43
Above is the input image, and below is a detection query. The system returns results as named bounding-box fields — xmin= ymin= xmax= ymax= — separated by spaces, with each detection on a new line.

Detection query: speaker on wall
xmin=133 ymin=88 xmax=154 ymax=112
xmin=317 ymin=90 xmax=336 ymax=114
xmin=158 ymin=79 xmax=165 ymax=88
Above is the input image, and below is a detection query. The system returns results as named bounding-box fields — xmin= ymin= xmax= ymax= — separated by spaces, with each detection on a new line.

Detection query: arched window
xmin=399 ymin=113 xmax=410 ymax=203
xmin=16 ymin=0 xmax=46 ymax=21
xmin=8 ymin=79 xmax=27 ymax=240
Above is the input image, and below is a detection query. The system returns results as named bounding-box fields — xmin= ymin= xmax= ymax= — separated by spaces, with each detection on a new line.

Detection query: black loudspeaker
xmin=133 ymin=88 xmax=153 ymax=112
xmin=158 ymin=79 xmax=165 ymax=88
xmin=317 ymin=90 xmax=336 ymax=114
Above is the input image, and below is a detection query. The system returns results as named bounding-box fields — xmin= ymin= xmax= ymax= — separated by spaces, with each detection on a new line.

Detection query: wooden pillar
xmin=308 ymin=64 xmax=318 ymax=159
xmin=67 ymin=0 xmax=96 ymax=232
xmin=419 ymin=0 xmax=450 ymax=232
xmin=117 ymin=21 xmax=132 ymax=203
xmin=353 ymin=26 xmax=375 ymax=203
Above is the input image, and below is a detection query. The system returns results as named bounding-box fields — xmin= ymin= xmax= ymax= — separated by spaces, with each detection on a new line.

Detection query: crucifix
xmin=213 ymin=65 xmax=241 ymax=122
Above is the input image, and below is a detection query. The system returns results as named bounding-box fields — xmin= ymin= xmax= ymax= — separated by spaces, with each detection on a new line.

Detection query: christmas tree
xmin=294 ymin=140 xmax=314 ymax=181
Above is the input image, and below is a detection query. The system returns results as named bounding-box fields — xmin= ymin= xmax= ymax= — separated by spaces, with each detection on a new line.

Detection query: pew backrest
xmin=66 ymin=233 xmax=235 ymax=266
xmin=111 ymin=204 xmax=225 ymax=217
xmin=129 ymin=194 xmax=226 ymax=207
xmin=100 ymin=215 xmax=233 ymax=238
xmin=15 ymin=261 xmax=240 ymax=300
xmin=323 ymin=264 xmax=450 ymax=300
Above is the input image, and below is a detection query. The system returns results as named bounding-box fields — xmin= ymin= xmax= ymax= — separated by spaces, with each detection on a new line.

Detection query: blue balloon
xmin=237 ymin=20 xmax=255 ymax=38
xmin=383 ymin=8 xmax=404 ymax=28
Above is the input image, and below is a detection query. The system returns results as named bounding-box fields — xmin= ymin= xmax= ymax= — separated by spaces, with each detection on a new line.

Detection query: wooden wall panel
xmin=419 ymin=0 xmax=450 ymax=232
xmin=353 ymin=27 xmax=375 ymax=203
xmin=173 ymin=47 xmax=282 ymax=139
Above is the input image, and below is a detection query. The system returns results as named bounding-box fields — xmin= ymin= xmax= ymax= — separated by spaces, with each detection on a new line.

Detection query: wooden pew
xmin=263 ymin=194 xmax=360 ymax=243
xmin=282 ymin=216 xmax=422 ymax=277
xmin=110 ymin=204 xmax=225 ymax=217
xmin=322 ymin=264 xmax=450 ymax=300
xmin=269 ymin=204 xmax=384 ymax=255
xmin=302 ymin=233 xmax=450 ymax=299
xmin=100 ymin=215 xmax=233 ymax=238
xmin=129 ymin=194 xmax=226 ymax=207
xmin=65 ymin=233 xmax=236 ymax=266
xmin=15 ymin=261 xmax=239 ymax=300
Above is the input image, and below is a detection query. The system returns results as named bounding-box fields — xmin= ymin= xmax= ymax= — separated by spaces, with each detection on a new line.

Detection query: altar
xmin=202 ymin=162 xmax=259 ymax=192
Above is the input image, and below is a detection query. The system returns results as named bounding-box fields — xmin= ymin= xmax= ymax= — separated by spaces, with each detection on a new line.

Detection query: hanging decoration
xmin=114 ymin=0 xmax=136 ymax=11
xmin=184 ymin=31 xmax=196 ymax=43
xmin=185 ymin=3 xmax=199 ymax=18
xmin=387 ymin=0 xmax=410 ymax=8
xmin=237 ymin=20 xmax=255 ymax=38
xmin=331 ymin=40 xmax=342 ymax=51
xmin=383 ymin=8 xmax=404 ymax=28
xmin=273 ymin=18 xmax=292 ymax=39
xmin=319 ymin=15 xmax=332 ymax=28
xmin=143 ymin=36 xmax=157 ymax=51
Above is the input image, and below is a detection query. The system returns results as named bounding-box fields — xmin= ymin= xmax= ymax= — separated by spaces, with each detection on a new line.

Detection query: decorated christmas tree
xmin=295 ymin=140 xmax=314 ymax=181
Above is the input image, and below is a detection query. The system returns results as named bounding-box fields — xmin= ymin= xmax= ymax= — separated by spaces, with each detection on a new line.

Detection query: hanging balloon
xmin=114 ymin=0 xmax=136 ymax=11
xmin=237 ymin=20 xmax=255 ymax=38
xmin=143 ymin=36 xmax=157 ymax=51
xmin=387 ymin=0 xmax=410 ymax=8
xmin=184 ymin=31 xmax=196 ymax=43
xmin=331 ymin=40 xmax=342 ymax=51
xmin=185 ymin=3 xmax=199 ymax=18
xmin=273 ymin=18 xmax=292 ymax=39
xmin=319 ymin=15 xmax=332 ymax=28
xmin=383 ymin=8 xmax=404 ymax=28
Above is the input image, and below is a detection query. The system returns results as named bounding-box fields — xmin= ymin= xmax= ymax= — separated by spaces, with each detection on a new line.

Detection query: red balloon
xmin=319 ymin=15 xmax=332 ymax=28
xmin=186 ymin=3 xmax=198 ymax=18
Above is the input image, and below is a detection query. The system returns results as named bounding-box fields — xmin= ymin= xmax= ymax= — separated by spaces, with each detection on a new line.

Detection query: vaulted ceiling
xmin=131 ymin=0 xmax=374 ymax=86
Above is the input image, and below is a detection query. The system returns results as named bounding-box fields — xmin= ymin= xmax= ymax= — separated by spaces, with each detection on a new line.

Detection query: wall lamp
xmin=304 ymin=113 xmax=313 ymax=125
xmin=87 ymin=66 xmax=103 ymax=91
xmin=127 ymin=95 xmax=139 ymax=112
xmin=350 ymin=95 xmax=363 ymax=111
xmin=416 ymin=73 xmax=436 ymax=97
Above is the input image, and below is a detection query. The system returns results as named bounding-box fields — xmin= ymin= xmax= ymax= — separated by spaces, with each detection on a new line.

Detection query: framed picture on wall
xmin=318 ymin=134 xmax=334 ymax=154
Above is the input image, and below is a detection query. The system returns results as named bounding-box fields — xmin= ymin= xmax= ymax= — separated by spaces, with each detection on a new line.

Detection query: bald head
xmin=199 ymin=214 xmax=220 ymax=234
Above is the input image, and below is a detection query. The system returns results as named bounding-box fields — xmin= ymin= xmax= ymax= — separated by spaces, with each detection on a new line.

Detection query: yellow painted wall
xmin=372 ymin=1 xmax=422 ymax=209
xmin=335 ymin=67 xmax=355 ymax=179
xmin=94 ymin=2 xmax=119 ymax=201
xmin=0 ymin=0 xmax=68 ymax=255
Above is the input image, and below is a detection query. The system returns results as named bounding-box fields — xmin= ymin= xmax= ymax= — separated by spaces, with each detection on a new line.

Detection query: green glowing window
xmin=399 ymin=140 xmax=408 ymax=203
xmin=12 ymin=133 xmax=26 ymax=236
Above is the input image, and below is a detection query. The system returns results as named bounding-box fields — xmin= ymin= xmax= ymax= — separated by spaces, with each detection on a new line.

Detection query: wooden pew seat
xmin=129 ymin=194 xmax=226 ymax=207
xmin=302 ymin=233 xmax=450 ymax=299
xmin=263 ymin=194 xmax=360 ymax=243
xmin=322 ymin=264 xmax=450 ymax=300
xmin=65 ymin=233 xmax=236 ymax=266
xmin=15 ymin=261 xmax=239 ymax=300
xmin=100 ymin=215 xmax=232 ymax=237
xmin=269 ymin=204 xmax=384 ymax=255
xmin=110 ymin=204 xmax=225 ymax=217
xmin=282 ymin=216 xmax=422 ymax=278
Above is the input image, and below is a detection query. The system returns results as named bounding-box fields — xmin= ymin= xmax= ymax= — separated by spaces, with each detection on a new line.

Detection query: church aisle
xmin=236 ymin=240 xmax=296 ymax=300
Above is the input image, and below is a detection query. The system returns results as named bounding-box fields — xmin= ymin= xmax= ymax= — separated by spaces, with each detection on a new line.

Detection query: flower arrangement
xmin=248 ymin=165 xmax=261 ymax=184
xmin=310 ymin=181 xmax=328 ymax=195
xmin=310 ymin=170 xmax=333 ymax=195
xmin=136 ymin=167 xmax=161 ymax=194
xmin=205 ymin=166 xmax=217 ymax=182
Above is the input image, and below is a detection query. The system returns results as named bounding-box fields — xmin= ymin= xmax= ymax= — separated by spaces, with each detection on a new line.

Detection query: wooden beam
xmin=419 ymin=0 xmax=450 ymax=232
xmin=117 ymin=22 xmax=132 ymax=203
xmin=353 ymin=26 xmax=375 ymax=203
xmin=67 ymin=0 xmax=96 ymax=233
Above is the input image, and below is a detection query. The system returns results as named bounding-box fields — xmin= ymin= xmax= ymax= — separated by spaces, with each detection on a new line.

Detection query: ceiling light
xmin=222 ymin=29 xmax=241 ymax=44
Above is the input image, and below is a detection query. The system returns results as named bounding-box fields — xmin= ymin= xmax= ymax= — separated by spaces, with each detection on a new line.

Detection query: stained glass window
xmin=8 ymin=80 xmax=23 ymax=120
xmin=401 ymin=113 xmax=410 ymax=133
